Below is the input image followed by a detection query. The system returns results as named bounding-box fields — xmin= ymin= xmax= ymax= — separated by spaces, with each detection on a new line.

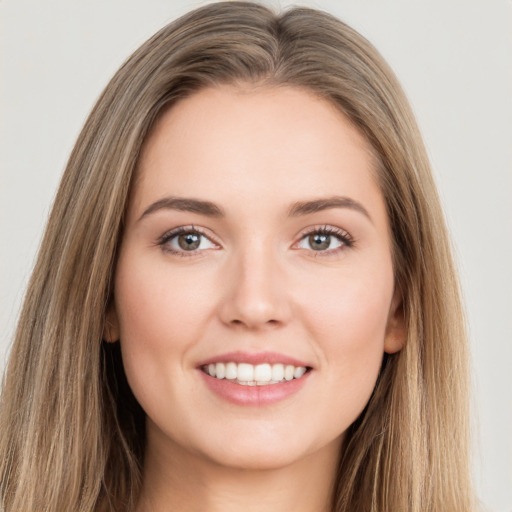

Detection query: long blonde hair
xmin=0 ymin=2 xmax=474 ymax=510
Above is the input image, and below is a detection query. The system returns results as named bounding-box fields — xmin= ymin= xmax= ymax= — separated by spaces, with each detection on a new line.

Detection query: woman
xmin=0 ymin=2 xmax=475 ymax=511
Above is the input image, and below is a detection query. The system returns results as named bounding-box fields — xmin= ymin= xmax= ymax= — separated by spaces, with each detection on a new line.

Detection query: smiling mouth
xmin=201 ymin=362 xmax=311 ymax=386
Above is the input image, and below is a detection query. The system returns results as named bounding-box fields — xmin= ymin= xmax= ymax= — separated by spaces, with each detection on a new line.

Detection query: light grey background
xmin=1 ymin=1 xmax=510 ymax=510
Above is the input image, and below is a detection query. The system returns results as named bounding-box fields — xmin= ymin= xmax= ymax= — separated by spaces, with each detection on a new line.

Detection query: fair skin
xmin=106 ymin=85 xmax=405 ymax=512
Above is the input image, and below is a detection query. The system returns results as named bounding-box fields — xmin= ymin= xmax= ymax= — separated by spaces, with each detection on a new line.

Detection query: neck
xmin=136 ymin=428 xmax=341 ymax=512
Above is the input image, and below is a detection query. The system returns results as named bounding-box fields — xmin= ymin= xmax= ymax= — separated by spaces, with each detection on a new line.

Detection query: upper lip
xmin=197 ymin=351 xmax=312 ymax=368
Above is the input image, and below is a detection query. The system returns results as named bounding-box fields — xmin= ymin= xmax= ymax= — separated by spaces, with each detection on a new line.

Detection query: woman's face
xmin=108 ymin=85 xmax=404 ymax=470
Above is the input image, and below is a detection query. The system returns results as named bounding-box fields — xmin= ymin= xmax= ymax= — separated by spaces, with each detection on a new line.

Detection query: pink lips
xmin=197 ymin=351 xmax=312 ymax=406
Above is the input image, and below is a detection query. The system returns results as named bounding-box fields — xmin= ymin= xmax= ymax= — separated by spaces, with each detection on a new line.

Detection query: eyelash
xmin=157 ymin=224 xmax=354 ymax=257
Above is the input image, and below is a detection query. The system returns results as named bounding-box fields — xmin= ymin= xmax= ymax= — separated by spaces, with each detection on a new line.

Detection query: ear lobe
xmin=103 ymin=303 xmax=120 ymax=343
xmin=384 ymin=289 xmax=406 ymax=354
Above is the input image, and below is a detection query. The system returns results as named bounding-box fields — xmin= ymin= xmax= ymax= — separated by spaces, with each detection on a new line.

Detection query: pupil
xmin=178 ymin=232 xmax=200 ymax=250
xmin=310 ymin=233 xmax=330 ymax=250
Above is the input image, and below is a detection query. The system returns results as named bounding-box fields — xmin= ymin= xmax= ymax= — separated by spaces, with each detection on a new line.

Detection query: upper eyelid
xmin=158 ymin=225 xmax=219 ymax=244
xmin=295 ymin=224 xmax=353 ymax=241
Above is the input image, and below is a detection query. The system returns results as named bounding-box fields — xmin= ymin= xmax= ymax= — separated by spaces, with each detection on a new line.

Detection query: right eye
xmin=158 ymin=227 xmax=218 ymax=256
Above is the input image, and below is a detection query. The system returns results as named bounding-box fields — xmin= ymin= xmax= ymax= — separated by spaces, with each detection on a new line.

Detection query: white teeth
xmin=271 ymin=363 xmax=284 ymax=381
xmin=215 ymin=362 xmax=226 ymax=379
xmin=225 ymin=362 xmax=237 ymax=380
xmin=203 ymin=361 xmax=308 ymax=385
xmin=254 ymin=363 xmax=272 ymax=382
xmin=284 ymin=365 xmax=295 ymax=381
xmin=294 ymin=366 xmax=306 ymax=378
xmin=237 ymin=363 xmax=254 ymax=381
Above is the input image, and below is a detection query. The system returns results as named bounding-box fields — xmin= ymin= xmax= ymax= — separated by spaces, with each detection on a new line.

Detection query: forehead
xmin=131 ymin=85 xmax=384 ymax=223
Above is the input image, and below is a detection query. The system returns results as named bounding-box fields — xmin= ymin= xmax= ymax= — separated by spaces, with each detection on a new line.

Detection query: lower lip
xmin=199 ymin=370 xmax=311 ymax=406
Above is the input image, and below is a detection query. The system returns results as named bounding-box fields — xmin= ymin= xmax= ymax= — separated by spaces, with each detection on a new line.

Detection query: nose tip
xmin=228 ymin=305 xmax=282 ymax=330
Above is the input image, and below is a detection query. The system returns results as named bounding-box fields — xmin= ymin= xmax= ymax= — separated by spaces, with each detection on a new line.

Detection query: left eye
xmin=297 ymin=231 xmax=346 ymax=252
xmin=163 ymin=230 xmax=217 ymax=253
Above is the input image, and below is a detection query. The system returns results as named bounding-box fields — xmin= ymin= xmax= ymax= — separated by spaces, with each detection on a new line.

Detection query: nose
xmin=217 ymin=242 xmax=292 ymax=330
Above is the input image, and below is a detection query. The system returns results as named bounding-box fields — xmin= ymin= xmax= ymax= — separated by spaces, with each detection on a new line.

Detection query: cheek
xmin=301 ymin=261 xmax=393 ymax=342
xmin=115 ymin=252 xmax=213 ymax=345
xmin=297 ymin=261 xmax=394 ymax=409
xmin=113 ymin=253 xmax=215 ymax=410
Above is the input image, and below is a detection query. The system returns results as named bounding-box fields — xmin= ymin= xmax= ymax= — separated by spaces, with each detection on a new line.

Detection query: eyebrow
xmin=138 ymin=195 xmax=371 ymax=222
xmin=288 ymin=196 xmax=372 ymax=222
xmin=138 ymin=197 xmax=225 ymax=221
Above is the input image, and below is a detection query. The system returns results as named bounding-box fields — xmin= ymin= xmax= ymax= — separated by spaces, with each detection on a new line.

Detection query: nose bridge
xmin=218 ymin=234 xmax=291 ymax=329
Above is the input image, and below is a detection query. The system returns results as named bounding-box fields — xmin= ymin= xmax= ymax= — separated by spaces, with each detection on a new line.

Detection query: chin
xmin=206 ymin=445 xmax=307 ymax=471
xmin=193 ymin=426 xmax=339 ymax=472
